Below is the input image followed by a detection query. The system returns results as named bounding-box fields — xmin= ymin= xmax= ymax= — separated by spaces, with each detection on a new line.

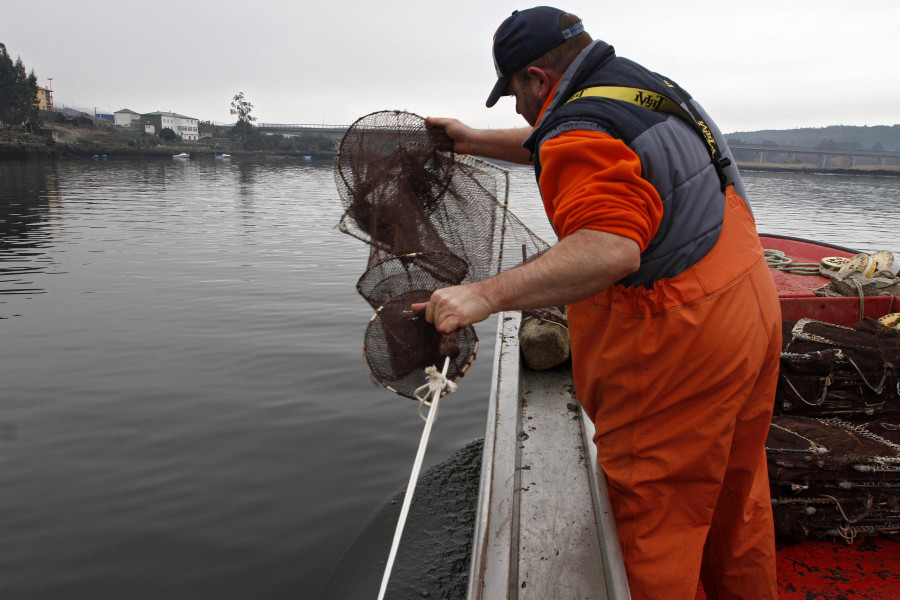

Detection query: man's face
xmin=507 ymin=73 xmax=544 ymax=127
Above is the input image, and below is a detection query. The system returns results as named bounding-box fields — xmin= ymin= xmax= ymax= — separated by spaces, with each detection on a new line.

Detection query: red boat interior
xmin=697 ymin=235 xmax=900 ymax=599
xmin=765 ymin=235 xmax=898 ymax=324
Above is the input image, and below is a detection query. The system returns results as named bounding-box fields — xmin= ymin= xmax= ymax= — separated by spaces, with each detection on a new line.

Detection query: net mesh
xmin=356 ymin=252 xmax=469 ymax=310
xmin=767 ymin=415 xmax=900 ymax=542
xmin=770 ymin=318 xmax=900 ymax=541
xmin=336 ymin=110 xmax=549 ymax=399
xmin=336 ymin=111 xmax=455 ymax=258
xmin=364 ymin=291 xmax=478 ymax=398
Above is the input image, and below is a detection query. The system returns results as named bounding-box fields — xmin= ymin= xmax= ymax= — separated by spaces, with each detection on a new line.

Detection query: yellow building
xmin=36 ymin=86 xmax=54 ymax=111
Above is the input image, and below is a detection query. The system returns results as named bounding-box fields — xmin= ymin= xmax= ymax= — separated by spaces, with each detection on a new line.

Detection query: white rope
xmin=377 ymin=357 xmax=455 ymax=600
xmin=764 ymin=248 xmax=821 ymax=275
xmin=414 ymin=362 xmax=458 ymax=422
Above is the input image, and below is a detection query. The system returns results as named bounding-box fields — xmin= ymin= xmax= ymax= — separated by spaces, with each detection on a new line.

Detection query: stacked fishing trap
xmin=334 ymin=110 xmax=548 ymax=399
xmin=769 ymin=317 xmax=900 ymax=542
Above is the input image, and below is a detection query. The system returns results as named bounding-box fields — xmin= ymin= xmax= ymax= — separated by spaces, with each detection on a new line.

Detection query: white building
xmin=140 ymin=111 xmax=200 ymax=142
xmin=114 ymin=108 xmax=141 ymax=128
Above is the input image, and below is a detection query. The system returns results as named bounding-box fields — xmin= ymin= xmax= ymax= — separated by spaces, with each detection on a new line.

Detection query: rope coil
xmin=764 ymin=249 xmax=822 ymax=275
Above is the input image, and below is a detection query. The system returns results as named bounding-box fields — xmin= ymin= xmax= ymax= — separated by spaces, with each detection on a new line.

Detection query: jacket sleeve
xmin=537 ymin=129 xmax=663 ymax=251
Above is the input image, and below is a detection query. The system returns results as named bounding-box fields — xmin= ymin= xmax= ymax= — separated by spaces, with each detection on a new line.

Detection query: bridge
xmin=241 ymin=126 xmax=900 ymax=170
xmin=255 ymin=123 xmax=348 ymax=143
xmin=728 ymin=143 xmax=900 ymax=169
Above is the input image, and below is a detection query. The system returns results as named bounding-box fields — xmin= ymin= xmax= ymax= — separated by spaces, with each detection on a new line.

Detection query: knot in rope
xmin=414 ymin=363 xmax=457 ymax=421
xmin=764 ymin=249 xmax=822 ymax=275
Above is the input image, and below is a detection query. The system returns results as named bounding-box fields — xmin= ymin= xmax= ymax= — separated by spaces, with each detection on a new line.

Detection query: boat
xmin=173 ymin=152 xmax=190 ymax=159
xmin=469 ymin=234 xmax=900 ymax=599
xmin=215 ymin=153 xmax=230 ymax=160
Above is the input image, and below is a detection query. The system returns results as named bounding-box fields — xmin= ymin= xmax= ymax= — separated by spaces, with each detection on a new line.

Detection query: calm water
xmin=1 ymin=157 xmax=898 ymax=599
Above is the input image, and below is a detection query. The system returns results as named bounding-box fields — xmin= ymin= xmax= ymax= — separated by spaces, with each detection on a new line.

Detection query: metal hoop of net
xmin=336 ymin=110 xmax=455 ymax=255
xmin=356 ymin=251 xmax=469 ymax=310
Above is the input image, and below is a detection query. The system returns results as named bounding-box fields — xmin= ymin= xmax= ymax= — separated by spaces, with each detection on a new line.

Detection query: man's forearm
xmin=468 ymin=127 xmax=533 ymax=164
xmin=416 ymin=229 xmax=640 ymax=333
xmin=477 ymin=228 xmax=640 ymax=313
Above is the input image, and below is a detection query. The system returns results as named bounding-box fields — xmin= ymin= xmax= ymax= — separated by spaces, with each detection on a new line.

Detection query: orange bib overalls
xmin=569 ymin=187 xmax=781 ymax=600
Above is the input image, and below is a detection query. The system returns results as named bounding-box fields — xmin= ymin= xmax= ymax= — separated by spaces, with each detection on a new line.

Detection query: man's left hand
xmin=411 ymin=283 xmax=494 ymax=334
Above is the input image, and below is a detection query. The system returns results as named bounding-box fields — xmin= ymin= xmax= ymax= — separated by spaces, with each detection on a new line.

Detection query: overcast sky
xmin=3 ymin=0 xmax=898 ymax=133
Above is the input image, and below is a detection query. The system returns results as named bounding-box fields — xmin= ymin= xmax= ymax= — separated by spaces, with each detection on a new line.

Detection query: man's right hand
xmin=426 ymin=117 xmax=478 ymax=155
xmin=424 ymin=118 xmax=534 ymax=164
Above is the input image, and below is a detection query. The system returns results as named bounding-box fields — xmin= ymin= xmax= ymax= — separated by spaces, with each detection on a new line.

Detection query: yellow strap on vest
xmin=565 ymin=85 xmax=717 ymax=152
xmin=566 ymin=85 xmax=674 ymax=112
xmin=565 ymin=82 xmax=731 ymax=190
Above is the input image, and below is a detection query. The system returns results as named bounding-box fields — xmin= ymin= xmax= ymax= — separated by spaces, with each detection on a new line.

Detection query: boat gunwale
xmin=467 ymin=313 xmax=523 ymax=599
xmin=759 ymin=232 xmax=859 ymax=254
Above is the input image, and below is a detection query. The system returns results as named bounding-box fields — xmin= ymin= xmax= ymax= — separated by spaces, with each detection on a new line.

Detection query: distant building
xmin=71 ymin=114 xmax=96 ymax=128
xmin=114 ymin=109 xmax=141 ymax=128
xmin=140 ymin=111 xmax=199 ymax=142
xmin=92 ymin=114 xmax=113 ymax=129
xmin=36 ymin=86 xmax=54 ymax=111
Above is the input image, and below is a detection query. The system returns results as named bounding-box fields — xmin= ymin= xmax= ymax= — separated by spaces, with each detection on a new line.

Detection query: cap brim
xmin=486 ymin=76 xmax=509 ymax=108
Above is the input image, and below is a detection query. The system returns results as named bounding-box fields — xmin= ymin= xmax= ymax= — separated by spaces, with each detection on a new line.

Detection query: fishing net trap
xmin=334 ymin=110 xmax=549 ymax=598
xmin=335 ymin=110 xmax=548 ymax=400
xmin=769 ymin=317 xmax=900 ymax=542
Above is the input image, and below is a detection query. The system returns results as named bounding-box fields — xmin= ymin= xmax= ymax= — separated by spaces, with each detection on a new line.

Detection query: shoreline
xmin=736 ymin=163 xmax=900 ymax=178
xmin=2 ymin=137 xmax=899 ymax=177
xmin=0 ymin=126 xmax=336 ymax=161
xmin=0 ymin=140 xmax=334 ymax=161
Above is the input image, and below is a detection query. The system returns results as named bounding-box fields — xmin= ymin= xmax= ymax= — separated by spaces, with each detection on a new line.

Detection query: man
xmin=414 ymin=7 xmax=781 ymax=600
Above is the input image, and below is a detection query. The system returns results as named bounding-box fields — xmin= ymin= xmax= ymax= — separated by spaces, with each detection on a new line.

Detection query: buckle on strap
xmin=715 ymin=156 xmax=734 ymax=192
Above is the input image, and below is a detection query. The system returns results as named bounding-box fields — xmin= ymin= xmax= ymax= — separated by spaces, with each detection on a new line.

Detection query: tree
xmin=230 ymin=91 xmax=257 ymax=146
xmin=0 ymin=43 xmax=39 ymax=130
xmin=230 ymin=91 xmax=256 ymax=124
xmin=159 ymin=127 xmax=179 ymax=142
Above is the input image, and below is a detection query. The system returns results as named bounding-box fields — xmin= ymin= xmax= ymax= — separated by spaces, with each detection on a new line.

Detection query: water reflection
xmin=0 ymin=161 xmax=61 ymax=298
xmin=236 ymin=157 xmax=256 ymax=193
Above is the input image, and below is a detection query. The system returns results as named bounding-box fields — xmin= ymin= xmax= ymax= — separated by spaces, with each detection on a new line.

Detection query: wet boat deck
xmin=467 ymin=312 xmax=629 ymax=599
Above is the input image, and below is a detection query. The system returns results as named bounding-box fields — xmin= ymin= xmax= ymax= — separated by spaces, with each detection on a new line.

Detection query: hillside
xmin=725 ymin=125 xmax=900 ymax=152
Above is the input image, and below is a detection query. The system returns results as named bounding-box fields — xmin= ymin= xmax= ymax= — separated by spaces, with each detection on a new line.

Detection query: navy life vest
xmin=524 ymin=40 xmax=747 ymax=288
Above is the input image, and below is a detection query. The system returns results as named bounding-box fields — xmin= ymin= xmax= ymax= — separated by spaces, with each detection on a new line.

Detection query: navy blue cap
xmin=486 ymin=7 xmax=585 ymax=108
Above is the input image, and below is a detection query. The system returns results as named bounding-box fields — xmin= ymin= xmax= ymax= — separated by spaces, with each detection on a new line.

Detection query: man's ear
xmin=526 ymin=66 xmax=553 ymax=99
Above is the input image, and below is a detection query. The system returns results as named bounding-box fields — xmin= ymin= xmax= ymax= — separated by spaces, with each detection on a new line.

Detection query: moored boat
xmin=470 ymin=234 xmax=900 ymax=599
xmin=173 ymin=152 xmax=190 ymax=159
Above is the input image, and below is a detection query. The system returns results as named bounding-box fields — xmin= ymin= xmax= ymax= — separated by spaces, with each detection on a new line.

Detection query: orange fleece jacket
xmin=537 ymin=130 xmax=663 ymax=252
